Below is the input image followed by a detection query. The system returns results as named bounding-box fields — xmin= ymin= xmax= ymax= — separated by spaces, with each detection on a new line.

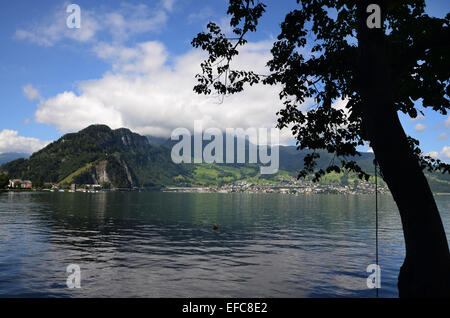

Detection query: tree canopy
xmin=0 ymin=174 xmax=9 ymax=189
xmin=192 ymin=0 xmax=450 ymax=181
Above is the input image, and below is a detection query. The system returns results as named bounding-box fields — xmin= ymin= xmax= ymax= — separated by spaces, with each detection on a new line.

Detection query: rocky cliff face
xmin=94 ymin=160 xmax=110 ymax=184
xmin=114 ymin=128 xmax=150 ymax=148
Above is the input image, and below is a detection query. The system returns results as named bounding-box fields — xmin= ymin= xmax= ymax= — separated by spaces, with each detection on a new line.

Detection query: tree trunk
xmin=357 ymin=1 xmax=450 ymax=297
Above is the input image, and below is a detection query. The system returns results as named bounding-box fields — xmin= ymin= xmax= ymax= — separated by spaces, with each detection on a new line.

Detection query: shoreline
xmin=3 ymin=187 xmax=450 ymax=196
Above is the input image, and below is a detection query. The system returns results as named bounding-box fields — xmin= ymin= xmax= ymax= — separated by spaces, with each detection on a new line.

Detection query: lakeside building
xmin=22 ymin=180 xmax=32 ymax=188
xmin=8 ymin=179 xmax=32 ymax=189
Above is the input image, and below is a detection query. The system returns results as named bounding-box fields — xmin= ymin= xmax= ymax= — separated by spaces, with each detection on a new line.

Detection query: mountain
xmin=162 ymin=133 xmax=376 ymax=176
xmin=146 ymin=135 xmax=170 ymax=146
xmin=277 ymin=146 xmax=375 ymax=174
xmin=0 ymin=125 xmax=189 ymax=189
xmin=1 ymin=124 xmax=449 ymax=192
xmin=0 ymin=153 xmax=29 ymax=165
xmin=161 ymin=133 xmax=374 ymax=170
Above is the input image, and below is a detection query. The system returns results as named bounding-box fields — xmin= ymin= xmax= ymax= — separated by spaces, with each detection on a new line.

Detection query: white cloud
xmin=414 ymin=123 xmax=427 ymax=132
xmin=440 ymin=146 xmax=450 ymax=159
xmin=102 ymin=3 xmax=168 ymax=42
xmin=438 ymin=133 xmax=448 ymax=140
xmin=427 ymin=151 xmax=439 ymax=159
xmin=161 ymin=0 xmax=176 ymax=12
xmin=0 ymin=130 xmax=49 ymax=154
xmin=15 ymin=3 xmax=171 ymax=47
xmin=187 ymin=7 xmax=214 ymax=24
xmin=15 ymin=6 xmax=100 ymax=46
xmin=218 ymin=16 xmax=234 ymax=36
xmin=332 ymin=98 xmax=350 ymax=119
xmin=23 ymin=84 xmax=42 ymax=101
xmin=445 ymin=116 xmax=450 ymax=129
xmin=93 ymin=41 xmax=168 ymax=74
xmin=34 ymin=40 xmax=297 ymax=145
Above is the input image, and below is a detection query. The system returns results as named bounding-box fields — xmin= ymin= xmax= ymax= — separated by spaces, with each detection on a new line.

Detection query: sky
xmin=0 ymin=0 xmax=449 ymax=160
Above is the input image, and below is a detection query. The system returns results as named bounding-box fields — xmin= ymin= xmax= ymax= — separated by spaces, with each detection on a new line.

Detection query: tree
xmin=0 ymin=174 xmax=9 ymax=189
xmin=101 ymin=181 xmax=111 ymax=190
xmin=341 ymin=171 xmax=349 ymax=186
xmin=34 ymin=176 xmax=44 ymax=189
xmin=192 ymin=0 xmax=450 ymax=297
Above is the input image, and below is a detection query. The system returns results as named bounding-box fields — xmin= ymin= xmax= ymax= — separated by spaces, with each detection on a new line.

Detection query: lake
xmin=0 ymin=192 xmax=449 ymax=298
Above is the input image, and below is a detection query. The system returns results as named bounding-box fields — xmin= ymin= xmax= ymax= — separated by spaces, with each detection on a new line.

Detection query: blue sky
xmin=0 ymin=0 xmax=449 ymax=160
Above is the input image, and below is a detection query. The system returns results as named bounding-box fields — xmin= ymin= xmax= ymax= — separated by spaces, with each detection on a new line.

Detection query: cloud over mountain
xmin=34 ymin=40 xmax=296 ymax=144
xmin=0 ymin=130 xmax=49 ymax=155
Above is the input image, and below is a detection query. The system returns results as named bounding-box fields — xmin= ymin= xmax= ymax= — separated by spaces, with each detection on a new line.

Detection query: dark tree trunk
xmin=357 ymin=1 xmax=450 ymax=297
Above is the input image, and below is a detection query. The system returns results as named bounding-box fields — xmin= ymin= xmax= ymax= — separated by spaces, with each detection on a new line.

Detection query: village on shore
xmin=163 ymin=176 xmax=390 ymax=195
xmin=5 ymin=179 xmax=107 ymax=193
xmin=4 ymin=175 xmax=389 ymax=195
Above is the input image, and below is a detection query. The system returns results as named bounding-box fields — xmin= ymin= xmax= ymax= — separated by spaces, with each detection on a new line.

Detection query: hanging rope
xmin=374 ymin=159 xmax=379 ymax=298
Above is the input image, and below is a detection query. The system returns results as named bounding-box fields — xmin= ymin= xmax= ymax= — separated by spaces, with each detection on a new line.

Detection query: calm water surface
xmin=0 ymin=192 xmax=449 ymax=298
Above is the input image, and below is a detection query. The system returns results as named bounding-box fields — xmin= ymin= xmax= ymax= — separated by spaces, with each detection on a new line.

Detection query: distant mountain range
xmin=0 ymin=152 xmax=29 ymax=165
xmin=1 ymin=124 xmax=450 ymax=192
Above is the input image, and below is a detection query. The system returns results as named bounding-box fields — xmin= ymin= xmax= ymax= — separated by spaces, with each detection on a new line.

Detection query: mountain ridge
xmin=1 ymin=124 xmax=450 ymax=192
xmin=0 ymin=125 xmax=187 ymax=189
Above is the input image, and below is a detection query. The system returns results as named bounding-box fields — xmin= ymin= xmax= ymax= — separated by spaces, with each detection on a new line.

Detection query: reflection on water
xmin=0 ymin=192 xmax=449 ymax=297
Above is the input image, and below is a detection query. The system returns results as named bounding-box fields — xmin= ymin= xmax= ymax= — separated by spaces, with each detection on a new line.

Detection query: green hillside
xmin=0 ymin=125 xmax=190 ymax=189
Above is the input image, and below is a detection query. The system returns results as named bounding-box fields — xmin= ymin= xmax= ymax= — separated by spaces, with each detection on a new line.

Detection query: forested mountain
xmin=0 ymin=125 xmax=188 ymax=189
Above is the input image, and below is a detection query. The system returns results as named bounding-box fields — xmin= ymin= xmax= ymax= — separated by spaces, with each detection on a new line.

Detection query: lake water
xmin=0 ymin=192 xmax=449 ymax=298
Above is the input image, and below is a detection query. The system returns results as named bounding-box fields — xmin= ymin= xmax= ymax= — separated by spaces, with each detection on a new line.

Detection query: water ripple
xmin=0 ymin=192 xmax=449 ymax=297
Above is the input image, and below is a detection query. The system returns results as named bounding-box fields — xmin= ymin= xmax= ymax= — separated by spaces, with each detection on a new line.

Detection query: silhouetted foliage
xmin=192 ymin=0 xmax=450 ymax=297
xmin=192 ymin=0 xmax=450 ymax=180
